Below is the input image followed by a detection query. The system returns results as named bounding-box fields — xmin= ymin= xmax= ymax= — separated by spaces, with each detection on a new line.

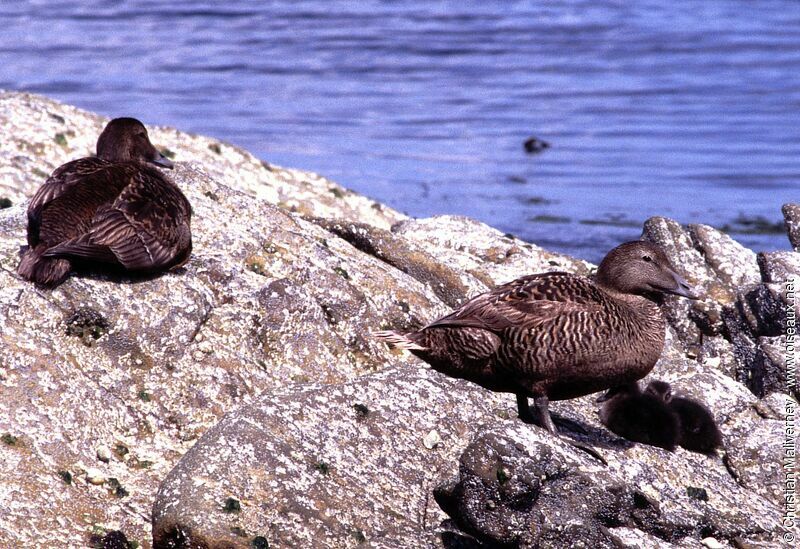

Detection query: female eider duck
xmin=645 ymin=380 xmax=723 ymax=455
xmin=596 ymin=382 xmax=680 ymax=451
xmin=18 ymin=117 xmax=192 ymax=287
xmin=374 ymin=241 xmax=698 ymax=443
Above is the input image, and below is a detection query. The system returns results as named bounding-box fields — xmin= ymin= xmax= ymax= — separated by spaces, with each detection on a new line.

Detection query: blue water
xmin=2 ymin=1 xmax=798 ymax=262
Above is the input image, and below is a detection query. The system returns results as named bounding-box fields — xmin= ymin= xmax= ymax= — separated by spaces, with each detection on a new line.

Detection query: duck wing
xmin=42 ymin=167 xmax=192 ymax=271
xmin=425 ymin=273 xmax=605 ymax=332
xmin=26 ymin=158 xmax=117 ymax=245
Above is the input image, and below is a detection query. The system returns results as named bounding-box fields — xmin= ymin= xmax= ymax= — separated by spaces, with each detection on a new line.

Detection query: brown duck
xmin=18 ymin=117 xmax=192 ymax=287
xmin=375 ymin=241 xmax=698 ymax=441
xmin=645 ymin=380 xmax=723 ymax=455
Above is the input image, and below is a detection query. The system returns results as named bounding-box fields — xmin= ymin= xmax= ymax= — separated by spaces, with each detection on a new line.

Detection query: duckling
xmin=374 ymin=240 xmax=698 ymax=448
xmin=645 ymin=380 xmax=723 ymax=455
xmin=597 ymin=382 xmax=681 ymax=451
xmin=18 ymin=117 xmax=191 ymax=287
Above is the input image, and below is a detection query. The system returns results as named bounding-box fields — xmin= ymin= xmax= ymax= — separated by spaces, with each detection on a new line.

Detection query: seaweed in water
xmin=720 ymin=214 xmax=785 ymax=235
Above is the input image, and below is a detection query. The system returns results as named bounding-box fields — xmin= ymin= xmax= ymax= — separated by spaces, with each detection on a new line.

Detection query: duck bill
xmin=150 ymin=151 xmax=175 ymax=169
xmin=664 ymin=269 xmax=700 ymax=299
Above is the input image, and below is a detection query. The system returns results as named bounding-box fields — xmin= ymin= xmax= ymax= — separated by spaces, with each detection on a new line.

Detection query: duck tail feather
xmin=371 ymin=330 xmax=427 ymax=351
xmin=17 ymin=245 xmax=72 ymax=287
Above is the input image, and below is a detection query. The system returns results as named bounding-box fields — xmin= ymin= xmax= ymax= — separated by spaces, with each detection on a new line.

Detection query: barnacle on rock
xmin=65 ymin=308 xmax=110 ymax=347
xmin=313 ymin=461 xmax=330 ymax=475
xmin=106 ymin=478 xmax=129 ymax=498
xmin=1 ymin=433 xmax=19 ymax=446
xmin=223 ymin=497 xmax=241 ymax=513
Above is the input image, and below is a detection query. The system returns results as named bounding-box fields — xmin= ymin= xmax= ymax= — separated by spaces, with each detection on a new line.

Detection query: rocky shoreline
xmin=0 ymin=92 xmax=796 ymax=548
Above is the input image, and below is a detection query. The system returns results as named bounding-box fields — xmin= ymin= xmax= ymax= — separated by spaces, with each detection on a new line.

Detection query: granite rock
xmin=782 ymin=203 xmax=800 ymax=250
xmin=0 ymin=92 xmax=794 ymax=548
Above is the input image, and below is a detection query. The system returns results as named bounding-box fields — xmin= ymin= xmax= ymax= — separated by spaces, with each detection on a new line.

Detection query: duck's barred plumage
xmin=391 ymin=272 xmax=665 ymax=400
xmin=374 ymin=240 xmax=699 ymax=441
xmin=18 ymin=118 xmax=191 ymax=286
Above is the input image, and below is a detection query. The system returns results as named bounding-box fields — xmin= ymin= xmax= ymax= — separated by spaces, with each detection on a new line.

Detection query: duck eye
xmin=642 ymin=255 xmax=652 ymax=262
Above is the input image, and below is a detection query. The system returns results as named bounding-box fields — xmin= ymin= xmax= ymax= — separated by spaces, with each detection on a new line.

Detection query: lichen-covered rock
xmin=642 ymin=218 xmax=731 ymax=345
xmin=0 ymin=93 xmax=438 ymax=547
xmin=724 ymin=393 xmax=793 ymax=508
xmin=392 ymin=215 xmax=594 ymax=288
xmin=311 ymin=217 xmax=480 ymax=308
xmin=0 ymin=164 xmax=443 ymax=546
xmin=0 ymin=92 xmax=795 ymax=547
xmin=688 ymin=224 xmax=761 ymax=290
xmin=642 ymin=216 xmax=797 ymax=405
xmin=758 ymin=251 xmax=800 ymax=283
xmin=782 ymin=203 xmax=800 ymax=250
xmin=151 ymin=363 xmax=786 ymax=548
xmin=151 ymin=366 xmax=511 ymax=548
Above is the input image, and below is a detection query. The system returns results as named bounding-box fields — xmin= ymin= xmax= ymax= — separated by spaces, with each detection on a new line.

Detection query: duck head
xmin=644 ymin=380 xmax=674 ymax=402
xmin=594 ymin=241 xmax=699 ymax=299
xmin=96 ymin=117 xmax=174 ymax=169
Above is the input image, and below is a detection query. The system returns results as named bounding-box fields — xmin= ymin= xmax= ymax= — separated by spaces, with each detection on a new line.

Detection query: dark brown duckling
xmin=374 ymin=241 xmax=698 ymax=448
xmin=596 ymin=382 xmax=681 ymax=451
xmin=645 ymin=380 xmax=723 ymax=455
xmin=18 ymin=117 xmax=191 ymax=287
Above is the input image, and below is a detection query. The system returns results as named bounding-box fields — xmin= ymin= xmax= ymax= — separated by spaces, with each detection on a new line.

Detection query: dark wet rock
xmin=89 ymin=530 xmax=132 ymax=549
xmin=782 ymin=203 xmax=800 ymax=250
xmin=723 ymin=306 xmax=789 ymax=399
xmin=435 ymin=430 xmax=659 ymax=547
xmin=735 ymin=284 xmax=787 ymax=338
xmin=757 ymin=250 xmax=800 ymax=283
xmin=719 ymin=283 xmax=791 ymax=398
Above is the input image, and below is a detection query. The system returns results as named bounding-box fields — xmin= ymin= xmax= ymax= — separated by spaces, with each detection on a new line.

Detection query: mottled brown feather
xmin=376 ymin=241 xmax=695 ymax=406
xmin=19 ymin=118 xmax=191 ymax=286
xmin=42 ymin=164 xmax=192 ymax=271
